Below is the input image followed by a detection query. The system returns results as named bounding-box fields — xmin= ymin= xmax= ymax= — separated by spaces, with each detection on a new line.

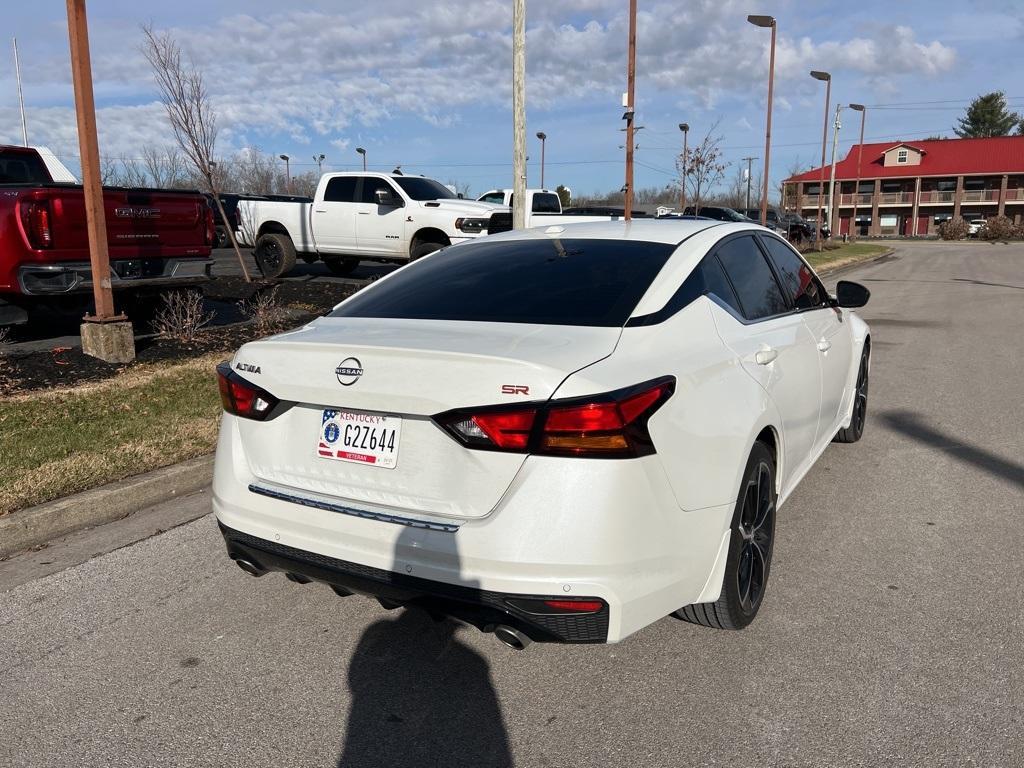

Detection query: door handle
xmin=754 ymin=347 xmax=778 ymax=365
xmin=314 ymin=209 xmax=327 ymax=213
xmin=817 ymin=339 xmax=832 ymax=352
xmin=357 ymin=211 xmax=370 ymax=215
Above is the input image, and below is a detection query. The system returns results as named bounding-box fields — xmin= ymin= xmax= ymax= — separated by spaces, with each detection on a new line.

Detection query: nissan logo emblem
xmin=335 ymin=357 xmax=363 ymax=386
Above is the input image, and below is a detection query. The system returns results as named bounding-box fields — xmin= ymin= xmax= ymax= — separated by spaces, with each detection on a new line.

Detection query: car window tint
xmin=760 ymin=236 xmax=826 ymax=310
xmin=701 ymin=255 xmax=743 ymax=316
xmin=715 ymin=235 xmax=789 ymax=321
xmin=360 ymin=177 xmax=397 ymax=204
xmin=331 ymin=238 xmax=674 ymax=327
xmin=323 ymin=177 xmax=357 ymax=202
xmin=532 ymin=193 xmax=561 ymax=213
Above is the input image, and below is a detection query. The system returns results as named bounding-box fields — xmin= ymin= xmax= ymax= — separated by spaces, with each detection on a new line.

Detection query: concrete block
xmin=80 ymin=320 xmax=136 ymax=363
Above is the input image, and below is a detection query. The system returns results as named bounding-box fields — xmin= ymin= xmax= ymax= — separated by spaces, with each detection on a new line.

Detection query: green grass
xmin=0 ymin=354 xmax=224 ymax=515
xmin=803 ymin=242 xmax=891 ymax=269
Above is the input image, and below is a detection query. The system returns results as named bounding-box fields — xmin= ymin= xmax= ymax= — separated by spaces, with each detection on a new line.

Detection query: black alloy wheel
xmin=834 ymin=344 xmax=870 ymax=443
xmin=675 ymin=441 xmax=777 ymax=630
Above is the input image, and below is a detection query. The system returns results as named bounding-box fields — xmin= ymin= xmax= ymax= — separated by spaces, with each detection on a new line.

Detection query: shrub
xmin=978 ymin=215 xmax=1018 ymax=241
xmin=240 ymin=286 xmax=285 ymax=337
xmin=153 ymin=289 xmax=214 ymax=342
xmin=937 ymin=217 xmax=969 ymax=240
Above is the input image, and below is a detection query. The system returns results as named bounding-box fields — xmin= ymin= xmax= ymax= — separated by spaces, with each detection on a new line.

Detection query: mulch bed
xmin=0 ymin=275 xmax=359 ymax=396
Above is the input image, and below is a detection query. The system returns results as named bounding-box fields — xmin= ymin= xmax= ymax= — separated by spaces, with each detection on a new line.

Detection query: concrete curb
xmin=816 ymin=246 xmax=897 ymax=277
xmin=0 ymin=454 xmax=214 ymax=559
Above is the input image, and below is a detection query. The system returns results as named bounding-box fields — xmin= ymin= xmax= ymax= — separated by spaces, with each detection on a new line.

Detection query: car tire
xmin=214 ymin=226 xmax=230 ymax=249
xmin=254 ymin=233 xmax=297 ymax=278
xmin=675 ymin=440 xmax=776 ymax=631
xmin=834 ymin=343 xmax=870 ymax=443
xmin=323 ymin=256 xmax=360 ymax=277
xmin=410 ymin=241 xmax=444 ymax=261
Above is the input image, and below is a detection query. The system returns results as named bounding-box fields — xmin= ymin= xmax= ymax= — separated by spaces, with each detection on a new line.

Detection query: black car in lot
xmin=682 ymin=205 xmax=754 ymax=223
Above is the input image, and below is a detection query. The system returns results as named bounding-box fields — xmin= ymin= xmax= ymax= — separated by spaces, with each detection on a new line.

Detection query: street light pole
xmin=742 ymin=156 xmax=758 ymax=214
xmin=13 ymin=37 xmax=28 ymax=146
xmin=356 ymin=147 xmax=366 ymax=171
xmin=810 ymin=70 xmax=831 ymax=252
xmin=623 ymin=0 xmax=637 ymax=221
xmin=279 ymin=154 xmax=291 ymax=192
xmin=827 ymin=104 xmax=842 ymax=239
xmin=314 ymin=153 xmax=325 ymax=174
xmin=848 ymin=104 xmax=866 ymax=241
xmin=747 ymin=15 xmax=776 ymax=226
xmin=536 ymin=131 xmax=547 ymax=188
xmin=678 ymin=122 xmax=689 ymax=212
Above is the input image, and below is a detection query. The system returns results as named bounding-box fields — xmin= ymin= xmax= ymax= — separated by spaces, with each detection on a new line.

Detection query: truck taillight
xmin=20 ymin=200 xmax=53 ymax=249
xmin=204 ymin=205 xmax=215 ymax=246
xmin=434 ymin=377 xmax=675 ymax=459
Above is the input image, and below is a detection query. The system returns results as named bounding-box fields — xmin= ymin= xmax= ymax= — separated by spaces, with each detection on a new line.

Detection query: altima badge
xmin=336 ymin=357 xmax=364 ymax=386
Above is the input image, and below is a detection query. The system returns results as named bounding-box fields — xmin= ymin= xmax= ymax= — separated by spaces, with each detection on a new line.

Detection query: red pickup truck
xmin=0 ymin=145 xmax=215 ymax=326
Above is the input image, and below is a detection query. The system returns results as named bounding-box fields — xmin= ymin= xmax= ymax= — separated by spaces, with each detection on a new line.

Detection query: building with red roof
xmin=782 ymin=135 xmax=1024 ymax=237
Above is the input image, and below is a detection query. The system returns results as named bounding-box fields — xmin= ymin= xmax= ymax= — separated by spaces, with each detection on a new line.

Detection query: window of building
xmin=897 ymin=149 xmax=908 ymax=164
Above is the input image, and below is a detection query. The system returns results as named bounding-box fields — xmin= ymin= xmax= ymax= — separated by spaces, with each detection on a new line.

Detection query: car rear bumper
xmin=17 ymin=258 xmax=213 ymax=295
xmin=220 ymin=521 xmax=611 ymax=643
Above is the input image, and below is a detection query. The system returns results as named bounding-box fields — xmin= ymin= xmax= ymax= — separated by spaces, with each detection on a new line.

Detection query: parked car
xmin=739 ymin=207 xmax=789 ymax=235
xmin=213 ymin=219 xmax=871 ymax=647
xmin=683 ymin=205 xmax=755 ymax=224
xmin=967 ymin=218 xmax=986 ymax=237
xmin=236 ymin=173 xmax=511 ymax=278
xmin=0 ymin=145 xmax=214 ymax=327
xmin=564 ymin=205 xmax=649 ymax=218
xmin=206 ymin=193 xmax=260 ymax=249
xmin=475 ymin=189 xmax=646 ymax=225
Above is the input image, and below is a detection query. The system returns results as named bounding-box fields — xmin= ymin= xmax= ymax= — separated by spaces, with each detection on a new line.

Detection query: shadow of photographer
xmin=338 ymin=526 xmax=514 ymax=768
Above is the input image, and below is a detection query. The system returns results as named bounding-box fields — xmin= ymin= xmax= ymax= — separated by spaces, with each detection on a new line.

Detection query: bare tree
xmin=142 ymin=145 xmax=188 ymax=188
xmin=100 ymin=156 xmax=118 ymax=185
xmin=119 ymin=157 xmax=148 ymax=187
xmin=676 ymin=120 xmax=727 ymax=214
xmin=141 ymin=24 xmax=251 ymax=280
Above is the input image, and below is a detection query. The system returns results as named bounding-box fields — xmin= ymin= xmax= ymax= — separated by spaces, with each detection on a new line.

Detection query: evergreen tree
xmin=954 ymin=92 xmax=1020 ymax=137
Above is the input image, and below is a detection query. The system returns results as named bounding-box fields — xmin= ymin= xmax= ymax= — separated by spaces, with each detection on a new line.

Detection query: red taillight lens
xmin=435 ymin=377 xmax=674 ymax=458
xmin=542 ymin=599 xmax=604 ymax=612
xmin=204 ymin=205 xmax=215 ymax=245
xmin=217 ymin=362 xmax=278 ymax=420
xmin=505 ymin=597 xmax=607 ymax=615
xmin=20 ymin=200 xmax=53 ymax=249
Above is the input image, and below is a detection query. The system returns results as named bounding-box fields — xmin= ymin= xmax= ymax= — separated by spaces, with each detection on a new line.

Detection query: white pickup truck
xmin=476 ymin=188 xmax=626 ymax=227
xmin=236 ymin=172 xmax=511 ymax=277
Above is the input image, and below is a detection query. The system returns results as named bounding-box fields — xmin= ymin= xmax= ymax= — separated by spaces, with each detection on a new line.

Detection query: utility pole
xmin=827 ymin=104 xmax=842 ymax=240
xmin=66 ymin=0 xmax=134 ymax=362
xmin=13 ymin=37 xmax=28 ymax=146
xmin=678 ymin=123 xmax=689 ymax=212
xmin=810 ymin=70 xmax=831 ymax=252
xmin=742 ymin=156 xmax=758 ymax=213
xmin=623 ymin=0 xmax=637 ymax=221
xmin=848 ymin=104 xmax=866 ymax=240
xmin=512 ymin=0 xmax=527 ymax=229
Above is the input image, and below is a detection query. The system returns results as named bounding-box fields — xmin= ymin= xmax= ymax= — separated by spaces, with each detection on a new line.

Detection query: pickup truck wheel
xmin=323 ymin=257 xmax=360 ymax=276
xmin=254 ymin=233 xmax=297 ymax=278
xmin=410 ymin=241 xmax=444 ymax=261
xmin=214 ymin=226 xmax=230 ymax=249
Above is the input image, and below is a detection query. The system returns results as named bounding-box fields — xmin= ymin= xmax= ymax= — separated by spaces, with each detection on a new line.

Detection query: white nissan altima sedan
xmin=213 ymin=220 xmax=871 ymax=648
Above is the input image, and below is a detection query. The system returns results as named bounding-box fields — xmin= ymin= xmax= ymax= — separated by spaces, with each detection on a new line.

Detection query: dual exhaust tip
xmin=233 ymin=557 xmax=533 ymax=650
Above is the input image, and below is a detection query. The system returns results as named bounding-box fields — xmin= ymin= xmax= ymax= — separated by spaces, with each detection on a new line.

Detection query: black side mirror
xmin=836 ymin=280 xmax=870 ymax=308
xmin=375 ymin=188 xmax=402 ymax=207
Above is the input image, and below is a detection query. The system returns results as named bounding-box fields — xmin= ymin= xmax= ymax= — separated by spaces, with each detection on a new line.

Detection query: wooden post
xmin=511 ymin=0 xmax=527 ymax=230
xmin=66 ymin=0 xmax=116 ymax=321
xmin=623 ymin=0 xmax=637 ymax=221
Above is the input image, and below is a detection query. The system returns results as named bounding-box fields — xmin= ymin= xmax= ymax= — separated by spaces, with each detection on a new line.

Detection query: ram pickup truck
xmin=236 ymin=172 xmax=512 ymax=277
xmin=476 ymin=188 xmax=629 ymax=226
xmin=0 ymin=145 xmax=215 ymax=326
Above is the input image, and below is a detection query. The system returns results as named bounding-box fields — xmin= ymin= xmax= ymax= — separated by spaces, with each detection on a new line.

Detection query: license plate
xmin=317 ymin=409 xmax=402 ymax=469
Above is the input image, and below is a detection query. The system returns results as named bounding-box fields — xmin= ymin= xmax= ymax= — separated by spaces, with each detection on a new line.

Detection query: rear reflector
xmin=217 ymin=362 xmax=278 ymax=420
xmin=435 ymin=377 xmax=674 ymax=459
xmin=505 ymin=597 xmax=607 ymax=615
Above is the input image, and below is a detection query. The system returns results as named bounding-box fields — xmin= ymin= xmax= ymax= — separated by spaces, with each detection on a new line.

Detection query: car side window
xmin=715 ymin=235 xmax=789 ymax=321
xmin=532 ymin=193 xmax=561 ymax=213
xmin=323 ymin=177 xmax=357 ymax=203
xmin=479 ymin=192 xmax=505 ymax=205
xmin=360 ymin=177 xmax=398 ymax=204
xmin=760 ymin=236 xmax=827 ymax=310
xmin=701 ymin=255 xmax=743 ymax=316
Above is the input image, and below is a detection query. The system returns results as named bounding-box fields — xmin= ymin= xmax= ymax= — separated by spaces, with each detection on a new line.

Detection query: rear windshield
xmin=0 ymin=150 xmax=52 ymax=185
xmin=330 ymin=238 xmax=675 ymax=327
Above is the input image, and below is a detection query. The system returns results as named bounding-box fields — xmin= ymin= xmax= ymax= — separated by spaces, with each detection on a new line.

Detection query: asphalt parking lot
xmin=1 ymin=241 xmax=1022 ymax=767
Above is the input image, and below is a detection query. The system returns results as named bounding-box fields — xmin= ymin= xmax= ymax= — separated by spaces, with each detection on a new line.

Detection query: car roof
xmin=478 ymin=218 xmax=772 ymax=245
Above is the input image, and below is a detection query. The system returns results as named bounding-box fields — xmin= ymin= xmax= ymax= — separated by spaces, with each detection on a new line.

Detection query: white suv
xmin=213 ymin=220 xmax=871 ymax=647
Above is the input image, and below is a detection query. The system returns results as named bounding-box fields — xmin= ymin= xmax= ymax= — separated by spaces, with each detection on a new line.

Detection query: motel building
xmin=782 ymin=135 xmax=1024 ymax=237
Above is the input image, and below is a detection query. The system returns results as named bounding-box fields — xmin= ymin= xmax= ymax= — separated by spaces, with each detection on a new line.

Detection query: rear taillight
xmin=217 ymin=362 xmax=278 ymax=420
xmin=204 ymin=205 xmax=215 ymax=246
xmin=435 ymin=377 xmax=674 ymax=458
xmin=20 ymin=200 xmax=53 ymax=249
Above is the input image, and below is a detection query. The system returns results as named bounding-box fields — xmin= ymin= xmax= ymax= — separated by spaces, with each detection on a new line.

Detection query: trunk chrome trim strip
xmin=247 ymin=483 xmax=460 ymax=533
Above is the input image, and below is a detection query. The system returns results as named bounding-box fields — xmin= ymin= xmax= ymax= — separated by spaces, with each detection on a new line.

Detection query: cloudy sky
xmin=1 ymin=0 xmax=1021 ymax=198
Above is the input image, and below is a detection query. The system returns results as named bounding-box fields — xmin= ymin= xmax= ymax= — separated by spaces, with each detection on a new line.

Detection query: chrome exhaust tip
xmin=493 ymin=625 xmax=532 ymax=651
xmin=234 ymin=558 xmax=266 ymax=578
